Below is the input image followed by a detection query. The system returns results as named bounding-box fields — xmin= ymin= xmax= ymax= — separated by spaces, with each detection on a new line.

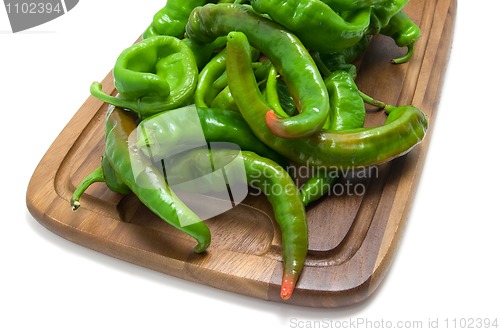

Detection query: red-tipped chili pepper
xmin=186 ymin=3 xmax=329 ymax=138
xmin=163 ymin=147 xmax=308 ymax=300
xmin=225 ymin=31 xmax=428 ymax=169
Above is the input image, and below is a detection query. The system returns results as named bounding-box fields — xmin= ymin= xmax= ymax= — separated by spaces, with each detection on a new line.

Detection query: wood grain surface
xmin=26 ymin=0 xmax=456 ymax=308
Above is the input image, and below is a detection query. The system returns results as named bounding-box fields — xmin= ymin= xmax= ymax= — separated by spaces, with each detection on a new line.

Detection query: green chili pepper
xmin=72 ymin=106 xmax=212 ymax=253
xmin=195 ymin=47 xmax=260 ymax=108
xmin=312 ymin=34 xmax=371 ymax=77
xmin=321 ymin=0 xmax=386 ymax=11
xmin=299 ymin=70 xmax=367 ymax=206
xmin=163 ymin=147 xmax=308 ymax=300
xmin=90 ymin=36 xmax=198 ymax=119
xmin=380 ymin=10 xmax=421 ymax=63
xmin=298 ymin=168 xmax=338 ymax=207
xmin=265 ymin=64 xmax=295 ymax=118
xmin=182 ymin=37 xmax=227 ymax=70
xmin=210 ymin=86 xmax=239 ymax=111
xmin=135 ymin=105 xmax=289 ymax=168
xmin=369 ymin=0 xmax=410 ymax=33
xmin=325 ymin=70 xmax=366 ymax=131
xmin=210 ymin=59 xmax=272 ymax=111
xmin=70 ymin=155 xmax=131 ymax=211
xmin=225 ymin=31 xmax=428 ymax=169
xmin=186 ymin=3 xmax=330 ymax=139
xmin=142 ymin=0 xmax=208 ymax=39
xmin=250 ymin=0 xmax=372 ymax=54
xmin=195 ymin=49 xmax=228 ymax=108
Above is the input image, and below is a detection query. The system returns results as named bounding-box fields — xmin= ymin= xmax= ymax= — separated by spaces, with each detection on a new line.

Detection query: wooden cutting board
xmin=26 ymin=0 xmax=456 ymax=308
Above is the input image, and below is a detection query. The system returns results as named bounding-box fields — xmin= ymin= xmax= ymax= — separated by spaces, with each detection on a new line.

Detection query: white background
xmin=2 ymin=1 xmax=499 ymax=331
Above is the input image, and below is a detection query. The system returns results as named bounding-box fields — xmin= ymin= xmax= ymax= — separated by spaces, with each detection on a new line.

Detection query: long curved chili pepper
xmin=225 ymin=31 xmax=428 ymax=169
xmin=72 ymin=106 xmax=212 ymax=253
xmin=186 ymin=3 xmax=329 ymax=139
xmin=164 ymin=147 xmax=308 ymax=300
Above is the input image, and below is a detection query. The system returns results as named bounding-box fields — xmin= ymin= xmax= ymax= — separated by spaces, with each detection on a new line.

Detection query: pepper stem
xmin=392 ymin=43 xmax=415 ymax=64
xmin=310 ymin=52 xmax=332 ymax=77
xmin=70 ymin=166 xmax=105 ymax=211
xmin=90 ymin=82 xmax=140 ymax=114
xmin=359 ymin=91 xmax=387 ymax=109
xmin=384 ymin=104 xmax=398 ymax=114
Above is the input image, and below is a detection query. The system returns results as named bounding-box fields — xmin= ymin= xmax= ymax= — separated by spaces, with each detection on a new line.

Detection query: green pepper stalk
xmin=186 ymin=3 xmax=330 ymax=139
xmin=225 ymin=31 xmax=428 ymax=169
xmin=70 ymin=155 xmax=131 ymax=211
xmin=90 ymin=36 xmax=199 ymax=119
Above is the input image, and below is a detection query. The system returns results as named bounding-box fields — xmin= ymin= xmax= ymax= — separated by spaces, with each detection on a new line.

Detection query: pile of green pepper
xmin=71 ymin=0 xmax=426 ymax=301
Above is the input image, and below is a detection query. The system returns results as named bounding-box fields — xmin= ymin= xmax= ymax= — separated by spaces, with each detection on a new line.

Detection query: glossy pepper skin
xmin=195 ymin=47 xmax=260 ymax=108
xmin=210 ymin=60 xmax=273 ymax=112
xmin=142 ymin=0 xmax=208 ymax=39
xmin=225 ymin=31 xmax=428 ymax=169
xmin=369 ymin=0 xmax=410 ymax=33
xmin=325 ymin=70 xmax=366 ymax=131
xmin=135 ymin=105 xmax=289 ymax=168
xmin=72 ymin=106 xmax=212 ymax=253
xmin=70 ymin=155 xmax=130 ymax=211
xmin=380 ymin=10 xmax=421 ymax=63
xmin=186 ymin=3 xmax=330 ymax=139
xmin=251 ymin=0 xmax=372 ymax=53
xmin=182 ymin=37 xmax=227 ymax=70
xmin=321 ymin=0 xmax=386 ymax=11
xmin=312 ymin=34 xmax=371 ymax=77
xmin=299 ymin=70 xmax=367 ymax=206
xmin=90 ymin=36 xmax=199 ymax=119
xmin=164 ymin=148 xmax=308 ymax=301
